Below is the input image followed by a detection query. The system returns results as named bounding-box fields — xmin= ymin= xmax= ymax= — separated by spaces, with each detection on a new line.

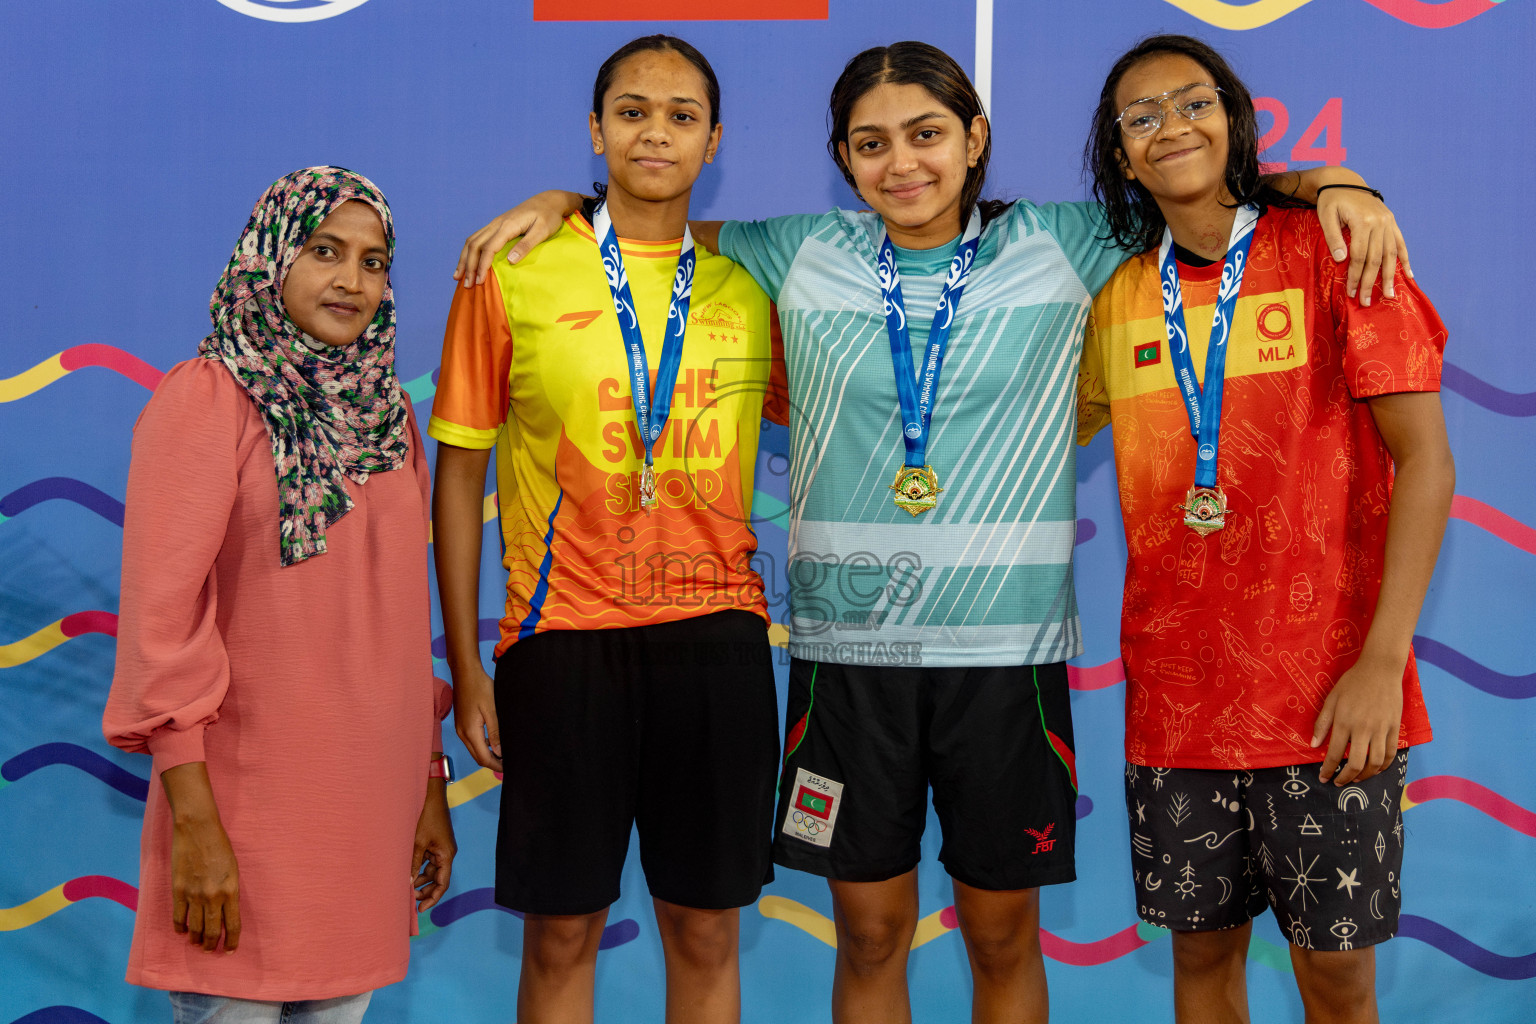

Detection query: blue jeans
xmin=169 ymin=991 xmax=372 ymax=1024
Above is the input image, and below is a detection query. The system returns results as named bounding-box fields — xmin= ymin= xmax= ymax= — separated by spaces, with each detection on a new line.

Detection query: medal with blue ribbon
xmin=877 ymin=209 xmax=982 ymax=516
xmin=1158 ymin=203 xmax=1260 ymax=535
xmin=592 ymin=202 xmax=695 ymax=513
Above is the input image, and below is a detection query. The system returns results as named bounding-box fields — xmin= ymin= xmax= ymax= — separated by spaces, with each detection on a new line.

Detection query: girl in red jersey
xmin=1077 ymin=35 xmax=1454 ymax=1024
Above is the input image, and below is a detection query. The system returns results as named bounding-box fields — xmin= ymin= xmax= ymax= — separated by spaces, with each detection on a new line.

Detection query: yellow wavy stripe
xmin=1160 ymin=0 xmax=1317 ymax=30
xmin=768 ymin=623 xmax=789 ymax=648
xmin=1401 ymin=793 xmax=1419 ymax=811
xmin=910 ymin=907 xmax=956 ymax=949
xmin=758 ymin=895 xmax=837 ymax=947
xmin=427 ymin=493 xmax=498 ymax=545
xmin=446 ymin=766 xmax=502 ymax=808
xmin=0 ymin=620 xmax=67 ymax=669
xmin=0 ymin=355 xmax=69 ymax=403
xmin=0 ymin=883 xmax=71 ymax=930
xmin=757 ymin=896 xmax=957 ymax=950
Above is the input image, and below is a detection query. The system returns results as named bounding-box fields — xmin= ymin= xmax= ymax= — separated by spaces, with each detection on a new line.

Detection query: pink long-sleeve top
xmin=104 ymin=358 xmax=447 ymax=1000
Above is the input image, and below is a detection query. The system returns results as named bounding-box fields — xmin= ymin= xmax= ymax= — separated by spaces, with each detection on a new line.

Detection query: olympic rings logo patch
xmin=790 ymin=809 xmax=830 ymax=836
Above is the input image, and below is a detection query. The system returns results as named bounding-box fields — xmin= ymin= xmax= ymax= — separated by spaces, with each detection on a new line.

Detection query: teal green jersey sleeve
xmin=717 ymin=214 xmax=825 ymax=303
xmin=1012 ymin=200 xmax=1133 ymax=298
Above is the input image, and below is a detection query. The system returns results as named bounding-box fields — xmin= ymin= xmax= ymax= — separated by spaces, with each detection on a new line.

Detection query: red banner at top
xmin=534 ymin=0 xmax=827 ymax=20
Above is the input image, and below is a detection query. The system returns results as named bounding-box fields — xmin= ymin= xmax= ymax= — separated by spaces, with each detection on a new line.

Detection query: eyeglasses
xmin=1115 ymin=83 xmax=1224 ymax=139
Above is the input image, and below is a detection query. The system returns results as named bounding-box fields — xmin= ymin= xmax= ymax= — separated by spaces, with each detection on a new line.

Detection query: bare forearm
xmin=1360 ymin=444 xmax=1455 ymax=667
xmin=160 ymin=762 xmax=221 ymax=827
xmin=431 ymin=445 xmax=493 ymax=678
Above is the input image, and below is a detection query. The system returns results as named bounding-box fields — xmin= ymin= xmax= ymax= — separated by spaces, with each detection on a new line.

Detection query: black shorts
xmin=772 ymin=658 xmax=1078 ymax=891
xmin=493 ymin=610 xmax=778 ymax=915
xmin=1125 ymin=751 xmax=1410 ymax=950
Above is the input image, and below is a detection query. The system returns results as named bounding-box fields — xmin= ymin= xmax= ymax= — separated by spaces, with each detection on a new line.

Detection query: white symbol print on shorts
xmin=1132 ymin=833 xmax=1155 ymax=859
xmin=1374 ymin=831 xmax=1386 ymax=863
xmin=1337 ymin=786 xmax=1369 ymax=812
xmin=1335 ymin=867 xmax=1361 ymax=898
xmin=782 ymin=768 xmax=844 ymax=848
xmin=1299 ymin=814 xmax=1323 ymax=836
xmin=1168 ymin=792 xmax=1192 ymax=828
xmin=1282 ymin=767 xmax=1312 ymax=798
xmin=1330 ymin=918 xmax=1358 ymax=950
xmin=1288 ymin=919 xmax=1312 ymax=948
xmin=1283 ymin=849 xmax=1324 ymax=910
xmin=1176 ymin=862 xmax=1201 ymax=900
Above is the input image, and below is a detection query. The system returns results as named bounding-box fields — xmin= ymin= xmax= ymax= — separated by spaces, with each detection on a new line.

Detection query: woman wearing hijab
xmin=103 ymin=166 xmax=456 ymax=1024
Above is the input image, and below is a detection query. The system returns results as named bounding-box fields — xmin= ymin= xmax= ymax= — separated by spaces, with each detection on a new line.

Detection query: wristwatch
xmin=428 ymin=753 xmax=456 ymax=783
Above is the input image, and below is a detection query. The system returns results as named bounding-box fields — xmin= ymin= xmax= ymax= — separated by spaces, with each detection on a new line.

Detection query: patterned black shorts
xmin=1124 ymin=751 xmax=1410 ymax=951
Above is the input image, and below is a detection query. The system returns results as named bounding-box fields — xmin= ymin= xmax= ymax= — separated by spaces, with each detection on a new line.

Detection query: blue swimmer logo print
xmin=215 ymin=0 xmax=374 ymax=21
xmin=1199 ymin=443 xmax=1216 ymax=461
xmin=904 ymin=422 xmax=922 ymax=439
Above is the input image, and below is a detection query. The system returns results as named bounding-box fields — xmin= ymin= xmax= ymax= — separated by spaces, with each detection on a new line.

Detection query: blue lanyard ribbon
xmin=876 ymin=210 xmax=982 ymax=469
xmin=1158 ymin=204 xmax=1260 ymax=489
xmin=592 ymin=202 xmax=695 ymax=468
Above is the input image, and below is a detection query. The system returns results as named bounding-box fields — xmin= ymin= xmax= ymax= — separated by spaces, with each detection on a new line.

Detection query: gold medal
xmin=1180 ymin=485 xmax=1228 ymax=535
xmin=639 ymin=462 xmax=658 ymax=514
xmin=891 ymin=465 xmax=943 ymax=517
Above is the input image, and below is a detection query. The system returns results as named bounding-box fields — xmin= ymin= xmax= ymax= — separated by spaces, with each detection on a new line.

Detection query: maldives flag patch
xmin=1134 ymin=340 xmax=1161 ymax=368
xmin=782 ymin=768 xmax=843 ymax=848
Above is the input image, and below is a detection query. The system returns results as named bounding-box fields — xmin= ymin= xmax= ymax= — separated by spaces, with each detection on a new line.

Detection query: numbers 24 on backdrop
xmin=1256 ymin=97 xmax=1345 ymax=173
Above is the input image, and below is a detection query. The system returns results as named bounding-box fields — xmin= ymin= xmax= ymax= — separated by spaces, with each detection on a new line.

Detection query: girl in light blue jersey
xmin=453 ymin=40 xmax=1404 ymax=1024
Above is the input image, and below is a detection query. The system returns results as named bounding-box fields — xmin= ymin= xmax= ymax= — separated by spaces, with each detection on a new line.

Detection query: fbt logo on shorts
xmin=215 ymin=0 xmax=373 ymax=22
xmin=782 ymin=768 xmax=844 ymax=848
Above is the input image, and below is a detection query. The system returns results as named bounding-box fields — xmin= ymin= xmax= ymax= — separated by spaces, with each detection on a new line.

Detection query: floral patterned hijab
xmin=198 ymin=166 xmax=409 ymax=567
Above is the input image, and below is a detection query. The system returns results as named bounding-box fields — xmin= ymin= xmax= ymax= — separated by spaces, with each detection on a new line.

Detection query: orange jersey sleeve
xmin=428 ymin=272 xmax=514 ymax=450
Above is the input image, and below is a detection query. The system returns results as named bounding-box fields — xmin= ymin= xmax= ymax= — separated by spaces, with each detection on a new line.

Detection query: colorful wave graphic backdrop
xmin=1164 ymin=0 xmax=1506 ymax=30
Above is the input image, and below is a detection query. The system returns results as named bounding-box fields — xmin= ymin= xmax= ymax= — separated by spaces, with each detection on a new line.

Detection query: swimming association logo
xmin=214 ymin=0 xmax=374 ymax=22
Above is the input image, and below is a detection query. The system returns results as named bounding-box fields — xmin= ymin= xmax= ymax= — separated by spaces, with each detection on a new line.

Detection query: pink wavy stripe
xmin=1360 ymin=0 xmax=1499 ymax=29
xmin=936 ymin=906 xmax=1148 ymax=966
xmin=58 ymin=344 xmax=164 ymax=391
xmin=1450 ymin=495 xmax=1536 ymax=556
xmin=59 ymin=611 xmax=119 ymax=640
xmin=1405 ymin=776 xmax=1536 ymax=838
xmin=1042 ymin=924 xmax=1149 ymax=966
xmin=1068 ymin=660 xmax=1125 ymax=691
xmin=61 ymin=875 xmax=139 ymax=911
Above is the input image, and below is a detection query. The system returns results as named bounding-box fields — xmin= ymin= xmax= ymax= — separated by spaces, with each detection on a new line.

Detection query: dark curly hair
xmin=1085 ymin=34 xmax=1307 ymax=253
xmin=827 ymin=42 xmax=1012 ymax=225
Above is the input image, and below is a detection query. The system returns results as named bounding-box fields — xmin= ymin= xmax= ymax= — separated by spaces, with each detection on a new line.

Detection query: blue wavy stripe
xmin=1 ymin=743 xmax=148 ymax=801
xmin=1440 ymin=363 xmax=1536 ymax=417
xmin=1399 ymin=914 xmax=1536 ymax=980
xmin=8 ymin=1008 xmax=113 ymax=1024
xmin=1413 ymin=636 xmax=1536 ymax=699
xmin=0 ymin=478 xmax=125 ymax=527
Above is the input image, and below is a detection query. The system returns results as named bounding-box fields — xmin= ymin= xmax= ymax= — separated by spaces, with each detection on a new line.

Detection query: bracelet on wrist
xmin=1315 ymin=182 xmax=1384 ymax=201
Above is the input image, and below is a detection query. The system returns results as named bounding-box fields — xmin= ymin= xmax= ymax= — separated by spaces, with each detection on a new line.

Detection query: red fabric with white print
xmin=1079 ymin=207 xmax=1444 ymax=769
